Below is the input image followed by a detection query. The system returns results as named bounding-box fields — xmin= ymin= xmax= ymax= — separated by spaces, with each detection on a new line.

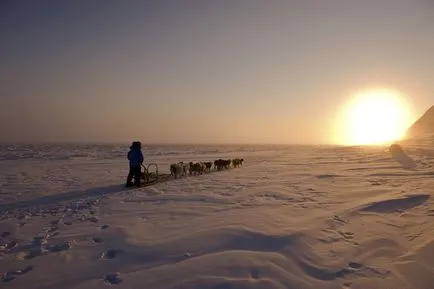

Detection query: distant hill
xmin=406 ymin=105 xmax=434 ymax=139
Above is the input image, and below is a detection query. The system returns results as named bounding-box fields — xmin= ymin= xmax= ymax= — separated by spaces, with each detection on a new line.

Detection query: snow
xmin=1 ymin=142 xmax=433 ymax=288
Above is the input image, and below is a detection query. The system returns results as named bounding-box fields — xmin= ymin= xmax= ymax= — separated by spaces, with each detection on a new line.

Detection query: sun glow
xmin=333 ymin=88 xmax=414 ymax=146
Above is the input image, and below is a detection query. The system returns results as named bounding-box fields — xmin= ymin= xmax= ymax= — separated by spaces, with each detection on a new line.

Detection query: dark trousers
xmin=126 ymin=165 xmax=142 ymax=186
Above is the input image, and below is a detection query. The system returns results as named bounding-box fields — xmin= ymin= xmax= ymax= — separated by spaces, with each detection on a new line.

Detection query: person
xmin=126 ymin=141 xmax=144 ymax=187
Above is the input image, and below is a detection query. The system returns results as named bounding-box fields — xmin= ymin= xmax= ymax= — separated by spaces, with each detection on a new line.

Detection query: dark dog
xmin=203 ymin=161 xmax=213 ymax=172
xmin=214 ymin=159 xmax=231 ymax=170
xmin=189 ymin=162 xmax=204 ymax=175
xmin=232 ymin=158 xmax=244 ymax=167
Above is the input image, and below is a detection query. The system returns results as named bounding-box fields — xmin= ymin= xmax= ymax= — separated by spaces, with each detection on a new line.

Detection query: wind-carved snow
xmin=1 ymin=142 xmax=434 ymax=289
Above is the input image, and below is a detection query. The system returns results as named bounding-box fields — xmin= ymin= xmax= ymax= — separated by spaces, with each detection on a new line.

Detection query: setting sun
xmin=333 ymin=88 xmax=414 ymax=145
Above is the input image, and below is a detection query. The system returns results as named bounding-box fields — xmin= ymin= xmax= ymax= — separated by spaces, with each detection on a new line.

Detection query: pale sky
xmin=1 ymin=0 xmax=433 ymax=144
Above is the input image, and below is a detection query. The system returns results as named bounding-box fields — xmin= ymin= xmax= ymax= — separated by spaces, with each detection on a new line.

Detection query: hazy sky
xmin=1 ymin=0 xmax=433 ymax=144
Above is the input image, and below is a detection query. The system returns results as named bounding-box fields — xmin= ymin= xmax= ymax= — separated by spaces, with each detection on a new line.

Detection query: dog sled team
xmin=125 ymin=141 xmax=244 ymax=186
xmin=170 ymin=158 xmax=244 ymax=179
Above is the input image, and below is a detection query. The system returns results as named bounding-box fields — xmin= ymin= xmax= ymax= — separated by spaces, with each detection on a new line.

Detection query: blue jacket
xmin=127 ymin=147 xmax=144 ymax=166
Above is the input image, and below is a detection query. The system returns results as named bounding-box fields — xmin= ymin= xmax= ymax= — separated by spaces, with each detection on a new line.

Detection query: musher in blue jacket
xmin=126 ymin=141 xmax=144 ymax=187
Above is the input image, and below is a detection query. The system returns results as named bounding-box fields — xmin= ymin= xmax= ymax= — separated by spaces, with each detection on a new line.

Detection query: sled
xmin=141 ymin=163 xmax=159 ymax=184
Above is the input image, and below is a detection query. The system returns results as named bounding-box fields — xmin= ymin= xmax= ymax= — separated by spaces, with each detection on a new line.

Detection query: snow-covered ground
xmin=1 ymin=142 xmax=433 ymax=288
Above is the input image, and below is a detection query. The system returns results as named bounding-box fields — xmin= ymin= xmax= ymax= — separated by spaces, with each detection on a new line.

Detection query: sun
xmin=333 ymin=88 xmax=414 ymax=146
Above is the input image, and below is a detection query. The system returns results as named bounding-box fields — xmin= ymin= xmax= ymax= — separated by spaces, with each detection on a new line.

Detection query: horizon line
xmin=0 ymin=140 xmax=392 ymax=147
